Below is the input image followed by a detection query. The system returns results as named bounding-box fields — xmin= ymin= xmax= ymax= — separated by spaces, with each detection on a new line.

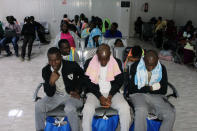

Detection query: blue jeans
xmin=0 ymin=36 xmax=19 ymax=55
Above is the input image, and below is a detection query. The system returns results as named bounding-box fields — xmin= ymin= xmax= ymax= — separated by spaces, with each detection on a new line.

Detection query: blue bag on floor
xmin=92 ymin=115 xmax=119 ymax=131
xmin=130 ymin=118 xmax=161 ymax=131
xmin=44 ymin=116 xmax=71 ymax=131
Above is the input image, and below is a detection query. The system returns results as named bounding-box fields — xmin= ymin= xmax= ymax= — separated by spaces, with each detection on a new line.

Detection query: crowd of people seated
xmin=0 ymin=15 xmax=50 ymax=60
xmin=134 ymin=16 xmax=197 ymax=66
xmin=33 ymin=13 xmax=176 ymax=131
xmin=56 ymin=13 xmax=124 ymax=49
xmin=0 ymin=12 xmax=177 ymax=131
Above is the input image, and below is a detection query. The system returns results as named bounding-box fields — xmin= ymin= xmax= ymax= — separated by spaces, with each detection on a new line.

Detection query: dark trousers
xmin=21 ymin=35 xmax=35 ymax=58
xmin=155 ymin=30 xmax=163 ymax=48
xmin=37 ymin=31 xmax=46 ymax=43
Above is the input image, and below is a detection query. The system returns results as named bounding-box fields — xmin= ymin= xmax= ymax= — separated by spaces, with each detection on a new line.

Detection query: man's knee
xmin=135 ymin=107 xmax=148 ymax=116
xmin=64 ymin=104 xmax=76 ymax=114
xmin=35 ymin=100 xmax=45 ymax=113
xmin=119 ymin=102 xmax=131 ymax=114
xmin=82 ymin=103 xmax=95 ymax=115
xmin=162 ymin=107 xmax=176 ymax=120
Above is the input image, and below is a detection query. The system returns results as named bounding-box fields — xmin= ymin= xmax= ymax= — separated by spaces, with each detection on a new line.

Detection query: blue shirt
xmin=104 ymin=30 xmax=122 ymax=38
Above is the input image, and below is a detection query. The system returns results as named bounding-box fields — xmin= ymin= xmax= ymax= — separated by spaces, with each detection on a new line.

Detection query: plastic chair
xmin=102 ymin=37 xmax=128 ymax=48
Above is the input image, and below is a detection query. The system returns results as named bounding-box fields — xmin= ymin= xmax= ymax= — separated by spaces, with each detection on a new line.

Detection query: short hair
xmin=84 ymin=17 xmax=88 ymax=23
xmin=158 ymin=17 xmax=162 ymax=21
xmin=97 ymin=44 xmax=111 ymax=55
xmin=114 ymin=39 xmax=123 ymax=46
xmin=47 ymin=47 xmax=61 ymax=57
xmin=58 ymin=39 xmax=70 ymax=49
xmin=144 ymin=50 xmax=158 ymax=60
xmin=80 ymin=13 xmax=85 ymax=20
xmin=132 ymin=46 xmax=142 ymax=58
xmin=112 ymin=22 xmax=118 ymax=28
xmin=24 ymin=16 xmax=30 ymax=23
xmin=30 ymin=16 xmax=35 ymax=21
xmin=63 ymin=14 xmax=68 ymax=18
xmin=60 ymin=21 xmax=69 ymax=29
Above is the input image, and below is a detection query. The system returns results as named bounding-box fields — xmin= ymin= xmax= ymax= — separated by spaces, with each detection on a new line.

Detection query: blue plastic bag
xmin=44 ymin=116 xmax=71 ymax=131
xmin=92 ymin=115 xmax=119 ymax=131
xmin=130 ymin=118 xmax=161 ymax=131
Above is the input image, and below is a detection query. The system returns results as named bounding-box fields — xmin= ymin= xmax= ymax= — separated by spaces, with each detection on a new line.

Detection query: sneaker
xmin=6 ymin=52 xmax=13 ymax=57
xmin=27 ymin=57 xmax=31 ymax=61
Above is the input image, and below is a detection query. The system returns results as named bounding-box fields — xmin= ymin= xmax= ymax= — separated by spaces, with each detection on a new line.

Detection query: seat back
xmin=78 ymin=38 xmax=86 ymax=50
xmin=102 ymin=37 xmax=128 ymax=48
xmin=83 ymin=48 xmax=97 ymax=62
xmin=40 ymin=21 xmax=49 ymax=34
xmin=113 ymin=47 xmax=126 ymax=63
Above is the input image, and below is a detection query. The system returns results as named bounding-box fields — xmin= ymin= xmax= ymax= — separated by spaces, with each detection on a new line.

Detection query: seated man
xmin=127 ymin=46 xmax=143 ymax=63
xmin=35 ymin=47 xmax=84 ymax=131
xmin=30 ymin=16 xmax=50 ymax=44
xmin=1 ymin=16 xmax=21 ymax=56
xmin=87 ymin=28 xmax=102 ymax=48
xmin=82 ymin=44 xmax=131 ymax=131
xmin=124 ymin=45 xmax=143 ymax=69
xmin=128 ymin=50 xmax=175 ymax=131
xmin=102 ymin=18 xmax=111 ymax=33
xmin=104 ymin=22 xmax=122 ymax=38
xmin=58 ymin=39 xmax=80 ymax=63
xmin=114 ymin=39 xmax=124 ymax=47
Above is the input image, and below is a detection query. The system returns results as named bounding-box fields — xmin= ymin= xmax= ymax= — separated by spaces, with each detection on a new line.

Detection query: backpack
xmin=4 ymin=28 xmax=17 ymax=38
xmin=44 ymin=117 xmax=71 ymax=131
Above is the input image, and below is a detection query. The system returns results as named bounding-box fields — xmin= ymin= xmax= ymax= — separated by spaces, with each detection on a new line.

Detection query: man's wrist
xmin=99 ymin=96 xmax=104 ymax=100
xmin=49 ymin=81 xmax=55 ymax=86
xmin=108 ymin=95 xmax=112 ymax=100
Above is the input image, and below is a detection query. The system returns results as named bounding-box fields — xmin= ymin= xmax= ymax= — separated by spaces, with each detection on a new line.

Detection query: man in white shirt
xmin=82 ymin=44 xmax=131 ymax=131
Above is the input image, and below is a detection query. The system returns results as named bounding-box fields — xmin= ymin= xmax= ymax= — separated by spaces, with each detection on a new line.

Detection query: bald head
xmin=97 ymin=44 xmax=111 ymax=66
xmin=144 ymin=50 xmax=159 ymax=71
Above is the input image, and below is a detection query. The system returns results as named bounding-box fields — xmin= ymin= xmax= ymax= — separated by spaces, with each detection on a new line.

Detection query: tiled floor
xmin=0 ymin=38 xmax=197 ymax=131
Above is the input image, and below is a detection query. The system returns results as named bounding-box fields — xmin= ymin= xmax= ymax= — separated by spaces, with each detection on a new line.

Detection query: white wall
xmin=0 ymin=0 xmax=197 ymax=38
xmin=0 ymin=0 xmax=131 ymax=37
xmin=133 ymin=0 xmax=174 ymax=21
xmin=129 ymin=0 xmax=197 ymax=36
xmin=91 ymin=0 xmax=131 ymax=37
xmin=174 ymin=0 xmax=197 ymax=26
xmin=0 ymin=0 xmax=92 ymax=37
xmin=92 ymin=0 xmax=121 ymax=24
xmin=129 ymin=0 xmax=175 ymax=36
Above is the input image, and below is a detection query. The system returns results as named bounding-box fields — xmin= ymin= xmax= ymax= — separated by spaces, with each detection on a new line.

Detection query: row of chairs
xmin=75 ymin=37 xmax=128 ymax=66
xmin=140 ymin=22 xmax=197 ymax=68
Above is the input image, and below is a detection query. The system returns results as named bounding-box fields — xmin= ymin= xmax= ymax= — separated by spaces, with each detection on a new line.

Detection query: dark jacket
xmin=104 ymin=30 xmax=122 ymax=38
xmin=84 ymin=57 xmax=124 ymax=99
xmin=128 ymin=61 xmax=168 ymax=95
xmin=21 ymin=23 xmax=36 ymax=37
xmin=42 ymin=60 xmax=85 ymax=97
xmin=0 ymin=22 xmax=4 ymax=39
xmin=32 ymin=21 xmax=45 ymax=33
